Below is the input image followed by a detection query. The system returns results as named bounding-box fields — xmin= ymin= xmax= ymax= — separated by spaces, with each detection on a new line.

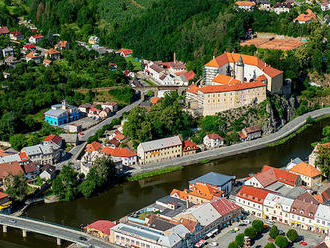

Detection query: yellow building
xmin=137 ymin=136 xmax=182 ymax=165
xmin=289 ymin=162 xmax=322 ymax=188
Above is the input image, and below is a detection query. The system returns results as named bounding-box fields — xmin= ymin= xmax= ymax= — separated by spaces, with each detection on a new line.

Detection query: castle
xmin=186 ymin=52 xmax=283 ymax=116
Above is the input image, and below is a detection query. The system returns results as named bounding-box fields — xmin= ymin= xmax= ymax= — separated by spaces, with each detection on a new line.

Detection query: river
xmin=0 ymin=118 xmax=329 ymax=248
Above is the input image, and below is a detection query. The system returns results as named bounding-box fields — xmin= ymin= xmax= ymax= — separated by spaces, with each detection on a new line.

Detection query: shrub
xmin=265 ymin=242 xmax=276 ymax=248
xmin=244 ymin=227 xmax=257 ymax=240
xmin=269 ymin=225 xmax=279 ymax=239
xmin=286 ymin=229 xmax=298 ymax=242
xmin=235 ymin=233 xmax=245 ymax=247
xmin=275 ymin=235 xmax=288 ymax=248
xmin=228 ymin=241 xmax=239 ymax=248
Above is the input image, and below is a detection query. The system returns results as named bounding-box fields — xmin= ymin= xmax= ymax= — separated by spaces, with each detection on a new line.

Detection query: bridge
xmin=0 ymin=213 xmax=116 ymax=247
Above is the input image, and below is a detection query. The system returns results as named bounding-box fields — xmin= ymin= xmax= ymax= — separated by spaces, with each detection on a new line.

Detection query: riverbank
xmin=127 ymin=166 xmax=183 ymax=181
xmin=130 ymin=107 xmax=330 ymax=176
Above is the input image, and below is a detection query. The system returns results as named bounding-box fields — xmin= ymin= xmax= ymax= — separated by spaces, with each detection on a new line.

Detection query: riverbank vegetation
xmin=127 ymin=166 xmax=184 ymax=181
xmin=314 ymin=124 xmax=330 ymax=178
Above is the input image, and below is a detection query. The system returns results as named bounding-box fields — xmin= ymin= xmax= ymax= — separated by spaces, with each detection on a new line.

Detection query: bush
xmin=269 ymin=225 xmax=279 ymax=239
xmin=252 ymin=219 xmax=264 ymax=234
xmin=265 ymin=243 xmax=276 ymax=248
xmin=306 ymin=116 xmax=315 ymax=124
xmin=286 ymin=229 xmax=298 ymax=242
xmin=244 ymin=227 xmax=257 ymax=240
xmin=235 ymin=233 xmax=245 ymax=247
xmin=228 ymin=241 xmax=239 ymax=248
xmin=275 ymin=235 xmax=288 ymax=248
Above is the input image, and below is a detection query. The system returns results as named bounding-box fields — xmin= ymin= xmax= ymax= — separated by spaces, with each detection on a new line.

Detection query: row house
xmin=238 ymin=125 xmax=262 ymax=142
xmin=263 ymin=193 xmax=294 ymax=225
xmin=21 ymin=144 xmax=62 ymax=165
xmin=289 ymin=162 xmax=322 ymax=188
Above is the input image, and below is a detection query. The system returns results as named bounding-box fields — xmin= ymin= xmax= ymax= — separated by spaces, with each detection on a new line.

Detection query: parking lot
xmin=205 ymin=215 xmax=325 ymax=248
xmin=69 ymin=117 xmax=100 ymax=130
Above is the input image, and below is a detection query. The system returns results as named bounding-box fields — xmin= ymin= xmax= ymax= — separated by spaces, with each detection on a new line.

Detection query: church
xmin=186 ymin=52 xmax=283 ymax=116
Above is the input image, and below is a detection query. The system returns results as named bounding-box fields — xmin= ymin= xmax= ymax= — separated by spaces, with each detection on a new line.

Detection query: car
xmin=79 ymin=132 xmax=84 ymax=136
xmin=242 ymin=220 xmax=250 ymax=224
xmin=229 ymin=230 xmax=236 ymax=233
xmin=79 ymin=236 xmax=88 ymax=241
xmin=265 ymin=220 xmax=274 ymax=225
xmin=299 ymin=241 xmax=307 ymax=246
xmin=234 ymin=227 xmax=239 ymax=231
xmin=279 ymin=230 xmax=285 ymax=235
xmin=8 ymin=219 xmax=16 ymax=224
xmin=209 ymin=242 xmax=218 ymax=247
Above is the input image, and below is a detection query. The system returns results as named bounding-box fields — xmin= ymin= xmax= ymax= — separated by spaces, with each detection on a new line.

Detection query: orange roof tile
xmin=289 ymin=162 xmax=322 ymax=178
xmin=183 ymin=140 xmax=199 ymax=152
xmin=170 ymin=189 xmax=189 ymax=200
xmin=151 ymin=97 xmax=161 ymax=104
xmin=199 ymin=80 xmax=266 ymax=93
xmin=212 ymin=74 xmax=241 ymax=84
xmin=100 ymin=147 xmax=136 ymax=157
xmin=235 ymin=1 xmax=256 ymax=6
xmin=85 ymin=220 xmax=116 ymax=235
xmin=259 ymin=165 xmax=299 ymax=186
xmin=26 ymin=52 xmax=40 ymax=58
xmin=85 ymin=141 xmax=102 ymax=152
xmin=179 ymin=218 xmax=198 ymax=233
xmin=236 ymin=185 xmax=273 ymax=204
xmin=189 ymin=183 xmax=224 ymax=200
xmin=294 ymin=9 xmax=317 ymax=23
xmin=0 ymin=192 xmax=9 ymax=199
xmin=186 ymin=84 xmax=199 ymax=94
xmin=47 ymin=48 xmax=61 ymax=55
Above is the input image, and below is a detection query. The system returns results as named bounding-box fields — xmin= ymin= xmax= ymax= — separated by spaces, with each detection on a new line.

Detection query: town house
xmin=238 ymin=125 xmax=262 ymax=141
xmin=28 ymin=34 xmax=43 ymax=44
xmin=263 ymin=193 xmax=294 ymax=225
xmin=203 ymin=133 xmax=224 ymax=148
xmin=100 ymin=147 xmax=137 ymax=166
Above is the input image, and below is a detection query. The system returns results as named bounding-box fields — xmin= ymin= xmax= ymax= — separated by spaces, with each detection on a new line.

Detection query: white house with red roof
xmin=183 ymin=140 xmax=199 ymax=155
xmin=28 ymin=34 xmax=44 ymax=44
xmin=203 ymin=134 xmax=224 ymax=148
xmin=119 ymin=49 xmax=132 ymax=57
xmin=42 ymin=135 xmax=63 ymax=149
xmin=100 ymin=147 xmax=137 ymax=166
xmin=235 ymin=1 xmax=256 ymax=11
xmin=85 ymin=220 xmax=116 ymax=240
xmin=22 ymin=44 xmax=36 ymax=54
xmin=9 ymin=31 xmax=24 ymax=41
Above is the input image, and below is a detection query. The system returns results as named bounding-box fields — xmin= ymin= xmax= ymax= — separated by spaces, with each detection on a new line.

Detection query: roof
xmin=114 ymin=131 xmax=125 ymax=141
xmin=315 ymin=204 xmax=330 ymax=221
xmin=86 ymin=142 xmax=102 ymax=152
xmin=26 ymin=52 xmax=41 ymax=59
xmin=199 ymin=80 xmax=266 ymax=94
xmin=294 ymin=9 xmax=317 ymax=23
xmin=170 ymin=189 xmax=189 ymax=200
xmin=204 ymin=52 xmax=283 ymax=78
xmin=178 ymin=218 xmax=198 ymax=233
xmin=138 ymin=135 xmax=182 ymax=152
xmin=147 ymin=214 xmax=177 ymax=231
xmin=210 ymin=197 xmax=241 ymax=216
xmin=263 ymin=193 xmax=294 ymax=211
xmin=236 ymin=185 xmax=273 ymax=204
xmin=321 ymin=187 xmax=330 ymax=202
xmin=189 ymin=172 xmax=235 ymax=187
xmin=183 ymin=140 xmax=199 ymax=152
xmin=43 ymin=135 xmax=62 ymax=146
xmin=235 ymin=1 xmax=256 ymax=6
xmin=100 ymin=147 xmax=136 ymax=158
xmin=0 ymin=161 xmax=24 ymax=179
xmin=289 ymin=162 xmax=322 ymax=178
xmin=151 ymin=97 xmax=162 ymax=104
xmin=189 ymin=183 xmax=224 ymax=200
xmin=184 ymin=70 xmax=196 ymax=81
xmin=244 ymin=125 xmax=261 ymax=134
xmin=206 ymin=133 xmax=224 ymax=140
xmin=23 ymin=144 xmax=54 ymax=156
xmin=290 ymin=193 xmax=318 ymax=218
xmin=0 ymin=192 xmax=9 ymax=199
xmin=150 ymin=63 xmax=165 ymax=73
xmin=85 ymin=220 xmax=116 ymax=235
xmin=42 ymin=164 xmax=56 ymax=175
xmin=186 ymin=84 xmax=200 ymax=95
xmin=212 ymin=74 xmax=241 ymax=85
xmin=189 ymin=203 xmax=221 ymax=226
xmin=44 ymin=108 xmax=67 ymax=117
xmin=19 ymin=152 xmax=29 ymax=162
xmin=22 ymin=163 xmax=38 ymax=174
xmin=47 ymin=48 xmax=60 ymax=55
xmin=43 ymin=59 xmax=52 ymax=64
xmin=23 ymin=44 xmax=36 ymax=50
xmin=0 ymin=26 xmax=10 ymax=35
xmin=314 ymin=241 xmax=330 ymax=248
xmin=30 ymin=34 xmax=43 ymax=39
xmin=107 ymin=138 xmax=120 ymax=147
xmin=119 ymin=49 xmax=132 ymax=55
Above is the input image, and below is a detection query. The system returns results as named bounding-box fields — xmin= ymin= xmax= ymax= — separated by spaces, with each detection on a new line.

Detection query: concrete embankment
xmin=131 ymin=108 xmax=330 ymax=176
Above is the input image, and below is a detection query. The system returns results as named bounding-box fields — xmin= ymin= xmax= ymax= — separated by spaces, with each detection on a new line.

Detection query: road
xmin=131 ymin=107 xmax=330 ymax=175
xmin=0 ymin=214 xmax=117 ymax=248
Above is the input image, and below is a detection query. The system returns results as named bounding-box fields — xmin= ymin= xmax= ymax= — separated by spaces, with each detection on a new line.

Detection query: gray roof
xmin=148 ymin=215 xmax=177 ymax=231
xmin=186 ymin=203 xmax=221 ymax=226
xmin=44 ymin=109 xmax=67 ymax=117
xmin=0 ymin=154 xmax=21 ymax=163
xmin=138 ymin=135 xmax=182 ymax=152
xmin=155 ymin=196 xmax=192 ymax=218
xmin=189 ymin=172 xmax=235 ymax=187
xmin=283 ymin=186 xmax=307 ymax=199
xmin=23 ymin=144 xmax=54 ymax=156
xmin=60 ymin=134 xmax=78 ymax=144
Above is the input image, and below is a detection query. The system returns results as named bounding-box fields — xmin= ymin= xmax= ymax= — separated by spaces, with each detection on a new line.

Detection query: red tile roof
xmin=114 ymin=131 xmax=125 ymax=141
xmin=179 ymin=218 xmax=198 ymax=233
xmin=85 ymin=220 xmax=116 ymax=235
xmin=107 ymin=138 xmax=120 ymax=147
xmin=85 ymin=141 xmax=102 ymax=152
xmin=189 ymin=183 xmax=224 ymax=200
xmin=151 ymin=97 xmax=161 ymax=104
xmin=244 ymin=125 xmax=261 ymax=134
xmin=31 ymin=34 xmax=43 ymax=39
xmin=0 ymin=162 xmax=24 ymax=179
xmin=47 ymin=48 xmax=61 ymax=55
xmin=0 ymin=26 xmax=10 ymax=35
xmin=23 ymin=44 xmax=36 ymax=50
xmin=120 ymin=49 xmax=132 ymax=55
xmin=294 ymin=9 xmax=317 ymax=23
xmin=186 ymin=84 xmax=199 ymax=95
xmin=211 ymin=197 xmax=241 ymax=216
xmin=43 ymin=134 xmax=62 ymax=146
xmin=19 ymin=152 xmax=29 ymax=162
xmin=235 ymin=1 xmax=256 ymax=6
xmin=236 ymin=185 xmax=273 ymax=204
xmin=289 ymin=162 xmax=322 ymax=178
xmin=199 ymin=80 xmax=266 ymax=94
xmin=321 ymin=187 xmax=330 ymax=202
xmin=100 ymin=147 xmax=136 ymax=158
xmin=184 ymin=70 xmax=196 ymax=81
xmin=0 ymin=192 xmax=9 ymax=199
xmin=170 ymin=189 xmax=189 ymax=200
xmin=183 ymin=140 xmax=199 ymax=152
xmin=10 ymin=31 xmax=22 ymax=37
xmin=207 ymin=133 xmax=224 ymax=140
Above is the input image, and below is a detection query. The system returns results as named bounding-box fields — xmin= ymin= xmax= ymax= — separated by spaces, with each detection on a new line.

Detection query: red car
xmin=299 ymin=241 xmax=307 ymax=246
xmin=79 ymin=132 xmax=84 ymax=135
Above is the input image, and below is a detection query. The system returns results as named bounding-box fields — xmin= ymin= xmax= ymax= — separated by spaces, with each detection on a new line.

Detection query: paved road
xmin=131 ymin=107 xmax=330 ymax=175
xmin=0 ymin=214 xmax=117 ymax=248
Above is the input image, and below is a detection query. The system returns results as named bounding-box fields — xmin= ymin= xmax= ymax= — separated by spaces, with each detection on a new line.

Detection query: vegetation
xmin=275 ymin=235 xmax=289 ymax=248
xmin=235 ymin=233 xmax=245 ymax=247
xmin=264 ymin=243 xmax=276 ymax=248
xmin=244 ymin=227 xmax=257 ymax=240
xmin=87 ymin=118 xmax=121 ymax=143
xmin=269 ymin=225 xmax=280 ymax=239
xmin=286 ymin=229 xmax=298 ymax=242
xmin=314 ymin=125 xmax=330 ymax=178
xmin=127 ymin=166 xmax=183 ymax=181
xmin=252 ymin=220 xmax=264 ymax=234
xmin=228 ymin=241 xmax=239 ymax=248
xmin=4 ymin=174 xmax=28 ymax=201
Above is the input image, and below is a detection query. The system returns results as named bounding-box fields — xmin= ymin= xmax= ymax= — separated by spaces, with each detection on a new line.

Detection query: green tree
xmin=270 ymin=226 xmax=280 ymax=239
xmin=235 ymin=233 xmax=245 ymax=247
xmin=228 ymin=241 xmax=239 ymax=248
xmin=244 ymin=227 xmax=257 ymax=240
xmin=264 ymin=242 xmax=276 ymax=248
xmin=275 ymin=235 xmax=288 ymax=248
xmin=316 ymin=145 xmax=330 ymax=179
xmin=252 ymin=219 xmax=264 ymax=234
xmin=4 ymin=174 xmax=28 ymax=201
xmin=9 ymin=134 xmax=27 ymax=150
xmin=286 ymin=229 xmax=298 ymax=242
xmin=51 ymin=165 xmax=78 ymax=201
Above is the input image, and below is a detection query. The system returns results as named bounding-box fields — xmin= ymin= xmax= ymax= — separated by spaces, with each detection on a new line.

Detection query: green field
xmin=125 ymin=56 xmax=142 ymax=71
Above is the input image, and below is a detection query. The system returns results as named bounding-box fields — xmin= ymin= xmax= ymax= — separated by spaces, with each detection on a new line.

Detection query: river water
xmin=0 ymin=118 xmax=329 ymax=248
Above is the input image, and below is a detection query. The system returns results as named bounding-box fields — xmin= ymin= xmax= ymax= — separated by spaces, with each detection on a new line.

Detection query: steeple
xmin=237 ymin=56 xmax=244 ymax=66
xmin=235 ymin=56 xmax=245 ymax=82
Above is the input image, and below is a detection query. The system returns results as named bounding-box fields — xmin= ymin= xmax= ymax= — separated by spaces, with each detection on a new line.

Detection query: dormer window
xmin=309 ymin=213 xmax=313 ymax=217
xmin=300 ymin=210 xmax=304 ymax=214
xmin=292 ymin=208 xmax=296 ymax=212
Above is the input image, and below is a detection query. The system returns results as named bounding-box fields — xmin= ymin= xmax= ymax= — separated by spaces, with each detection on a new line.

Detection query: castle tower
xmin=235 ymin=56 xmax=244 ymax=82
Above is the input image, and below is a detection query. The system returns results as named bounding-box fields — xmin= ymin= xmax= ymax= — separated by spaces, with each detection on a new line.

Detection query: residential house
xmin=235 ymin=185 xmax=272 ymax=217
xmin=94 ymin=102 xmax=119 ymax=112
xmin=119 ymin=49 xmax=133 ymax=57
xmin=0 ymin=192 xmax=12 ymax=211
xmin=289 ymin=162 xmax=322 ymax=188
xmin=0 ymin=152 xmax=29 ymax=165
xmin=22 ymin=144 xmax=61 ymax=165
xmin=28 ymin=34 xmax=43 ymax=44
xmin=293 ymin=9 xmax=317 ymax=24
xmin=44 ymin=100 xmax=81 ymax=126
xmin=0 ymin=161 xmax=24 ymax=186
xmin=235 ymin=1 xmax=256 ymax=11
xmin=314 ymin=204 xmax=330 ymax=235
xmin=210 ymin=197 xmax=242 ymax=228
xmin=137 ymin=135 xmax=182 ymax=165
xmin=189 ymin=172 xmax=235 ymax=195
xmin=86 ymin=141 xmax=102 ymax=152
xmin=273 ymin=2 xmax=291 ymax=14
xmin=182 ymin=140 xmax=199 ymax=156
xmin=238 ymin=126 xmax=262 ymax=141
xmin=0 ymin=26 xmax=10 ymax=36
xmin=26 ymin=52 xmax=41 ymax=63
xmin=78 ymin=103 xmax=92 ymax=114
xmin=259 ymin=1 xmax=271 ymax=11
xmin=54 ymin=40 xmax=69 ymax=50
xmin=113 ymin=130 xmax=125 ymax=142
xmin=289 ymin=192 xmax=319 ymax=231
xmin=22 ymin=44 xmax=36 ymax=54
xmin=39 ymin=164 xmax=57 ymax=180
xmin=263 ymin=193 xmax=294 ymax=225
xmin=85 ymin=220 xmax=116 ymax=241
xmin=309 ymin=142 xmax=330 ymax=167
xmin=100 ymin=147 xmax=137 ymax=166
xmin=88 ymin=36 xmax=99 ymax=45
xmin=59 ymin=133 xmax=79 ymax=146
xmin=42 ymin=134 xmax=63 ymax=149
xmin=46 ymin=48 xmax=61 ymax=61
xmin=88 ymin=107 xmax=102 ymax=120
xmin=2 ymin=47 xmax=14 ymax=57
xmin=22 ymin=163 xmax=40 ymax=181
xmin=245 ymin=165 xmax=301 ymax=189
xmin=43 ymin=59 xmax=52 ymax=67
xmin=321 ymin=0 xmax=330 ymax=11
xmin=106 ymin=138 xmax=120 ymax=148
xmin=9 ymin=31 xmax=24 ymax=41
xmin=203 ymin=134 xmax=224 ymax=148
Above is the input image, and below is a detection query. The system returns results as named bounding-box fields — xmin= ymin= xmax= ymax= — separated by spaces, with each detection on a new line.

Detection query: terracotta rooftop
xmin=43 ymin=134 xmax=62 ymax=146
xmin=236 ymin=185 xmax=273 ymax=204
xmin=289 ymin=162 xmax=322 ymax=178
xmin=207 ymin=133 xmax=224 ymax=140
xmin=170 ymin=189 xmax=189 ymax=200
xmin=183 ymin=140 xmax=199 ymax=152
xmin=0 ymin=161 xmax=24 ymax=179
xmin=85 ymin=141 xmax=102 ymax=152
xmin=211 ymin=197 xmax=241 ymax=216
xmin=85 ymin=220 xmax=116 ymax=235
xmin=151 ymin=97 xmax=162 ymax=104
xmin=294 ymin=9 xmax=317 ymax=23
xmin=100 ymin=147 xmax=136 ymax=158
xmin=235 ymin=1 xmax=256 ymax=6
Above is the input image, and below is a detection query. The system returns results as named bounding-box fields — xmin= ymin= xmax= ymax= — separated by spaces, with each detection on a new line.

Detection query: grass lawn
xmin=125 ymin=56 xmax=142 ymax=71
xmin=128 ymin=166 xmax=184 ymax=181
xmin=26 ymin=108 xmax=48 ymax=124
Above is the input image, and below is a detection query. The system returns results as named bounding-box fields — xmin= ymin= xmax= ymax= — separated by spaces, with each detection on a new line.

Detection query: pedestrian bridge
xmin=0 ymin=213 xmax=115 ymax=247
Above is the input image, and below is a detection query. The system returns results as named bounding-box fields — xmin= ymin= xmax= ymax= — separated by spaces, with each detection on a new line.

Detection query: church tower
xmin=235 ymin=56 xmax=244 ymax=82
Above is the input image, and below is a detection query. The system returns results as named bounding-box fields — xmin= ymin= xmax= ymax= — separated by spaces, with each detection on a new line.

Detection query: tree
xmin=264 ymin=242 xmax=276 ymax=248
xmin=244 ymin=227 xmax=257 ymax=240
xmin=286 ymin=229 xmax=298 ymax=242
xmin=4 ymin=174 xmax=28 ymax=201
xmin=275 ymin=235 xmax=288 ymax=248
xmin=269 ymin=225 xmax=279 ymax=239
xmin=316 ymin=145 xmax=330 ymax=179
xmin=252 ymin=219 xmax=264 ymax=234
xmin=235 ymin=233 xmax=245 ymax=247
xmin=51 ymin=165 xmax=78 ymax=201
xmin=9 ymin=134 xmax=27 ymax=150
xmin=228 ymin=241 xmax=239 ymax=248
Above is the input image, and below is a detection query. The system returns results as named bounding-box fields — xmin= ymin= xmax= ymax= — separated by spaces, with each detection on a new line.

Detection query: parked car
xmin=8 ymin=219 xmax=16 ymax=224
xmin=209 ymin=242 xmax=218 ymax=247
xmin=265 ymin=220 xmax=274 ymax=225
xmin=79 ymin=236 xmax=88 ymax=241
xmin=299 ymin=241 xmax=307 ymax=246
xmin=242 ymin=220 xmax=250 ymax=224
